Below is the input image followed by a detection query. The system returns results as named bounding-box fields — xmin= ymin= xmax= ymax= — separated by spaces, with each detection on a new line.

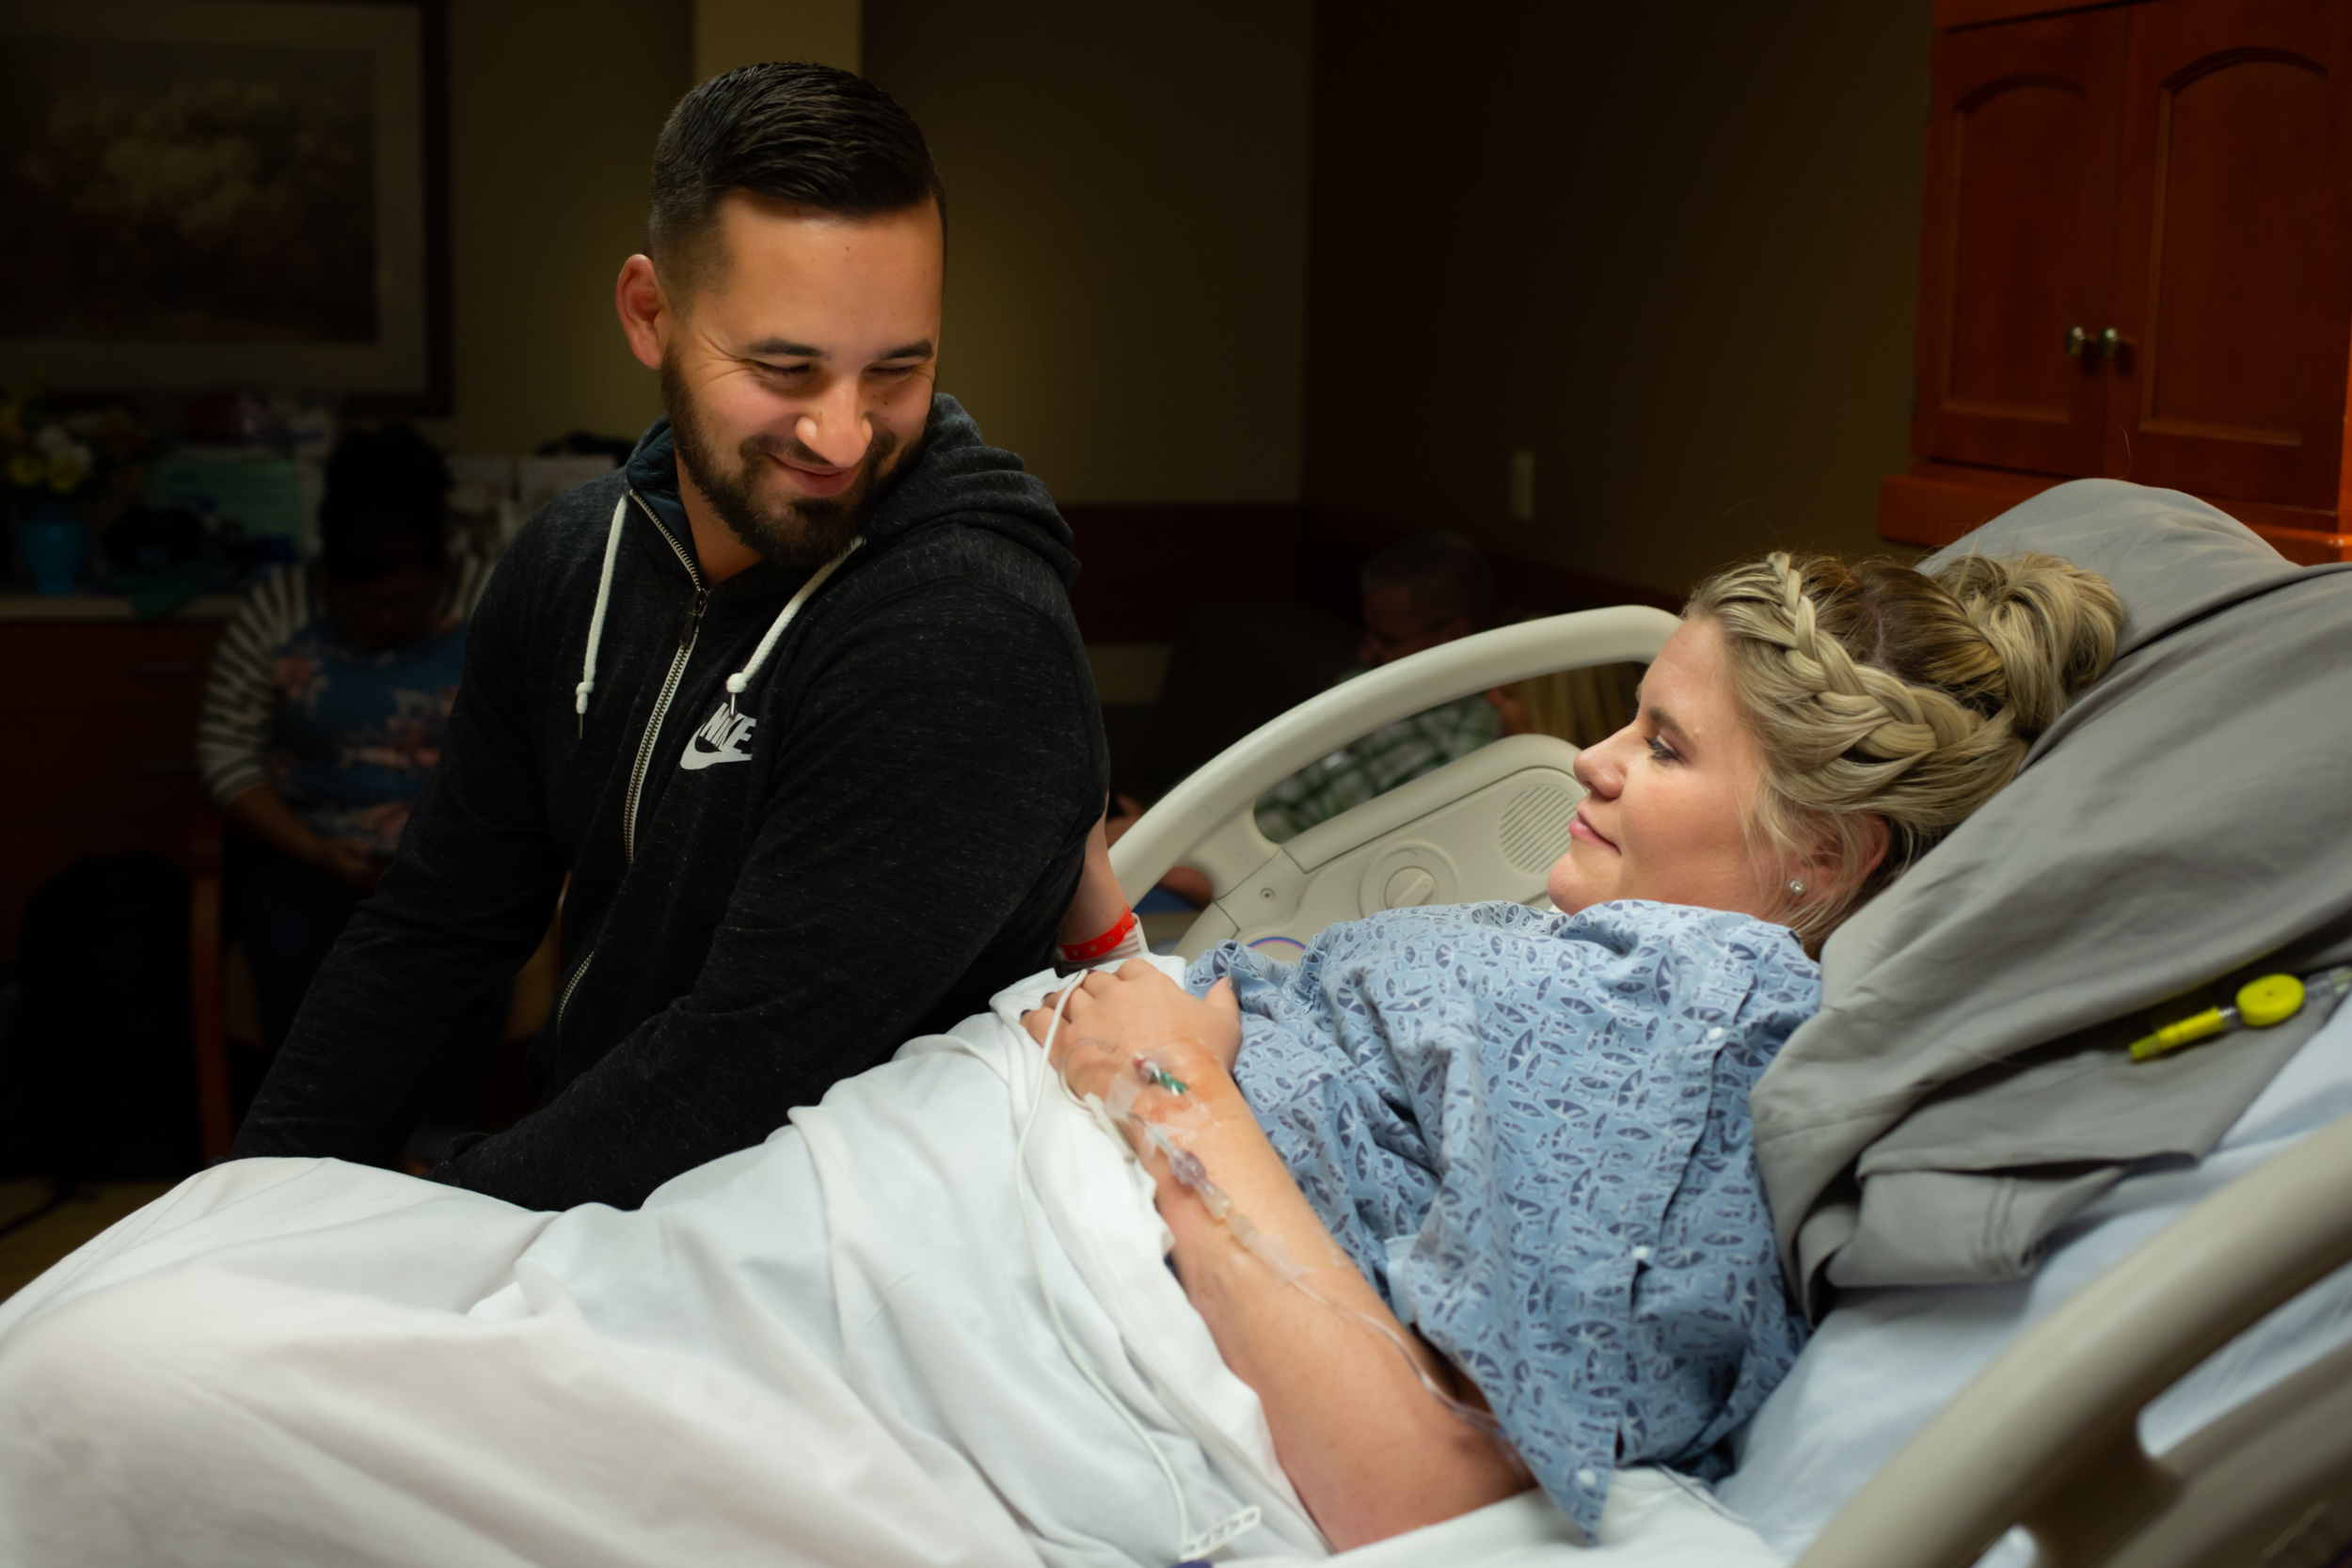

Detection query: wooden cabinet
xmin=1883 ymin=0 xmax=2352 ymax=562
xmin=0 ymin=606 xmax=230 ymax=959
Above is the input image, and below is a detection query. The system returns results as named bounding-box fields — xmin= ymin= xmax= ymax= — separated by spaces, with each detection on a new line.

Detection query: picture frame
xmin=0 ymin=0 xmax=452 ymax=414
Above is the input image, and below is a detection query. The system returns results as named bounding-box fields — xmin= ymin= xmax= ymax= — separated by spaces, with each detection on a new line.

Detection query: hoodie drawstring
xmin=577 ymin=497 xmax=628 ymax=736
xmin=576 ymin=500 xmax=863 ymax=734
xmin=726 ymin=539 xmax=863 ymax=715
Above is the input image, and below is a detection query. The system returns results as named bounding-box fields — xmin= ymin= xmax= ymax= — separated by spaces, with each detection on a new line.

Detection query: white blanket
xmin=0 ymin=964 xmax=1776 ymax=1568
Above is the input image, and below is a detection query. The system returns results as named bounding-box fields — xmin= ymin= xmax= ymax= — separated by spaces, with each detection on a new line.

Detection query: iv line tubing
xmin=1014 ymin=981 xmax=1198 ymax=1554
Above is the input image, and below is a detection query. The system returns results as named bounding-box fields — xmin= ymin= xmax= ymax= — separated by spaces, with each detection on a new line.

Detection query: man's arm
xmin=434 ymin=581 xmax=1104 ymax=1211
xmin=233 ymin=547 xmax=565 ymax=1164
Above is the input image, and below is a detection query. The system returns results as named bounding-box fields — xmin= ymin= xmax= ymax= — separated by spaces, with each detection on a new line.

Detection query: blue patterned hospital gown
xmin=1186 ymin=899 xmax=1819 ymax=1534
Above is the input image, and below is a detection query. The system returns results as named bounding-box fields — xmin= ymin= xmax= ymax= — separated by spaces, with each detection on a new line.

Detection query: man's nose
xmin=793 ymin=382 xmax=873 ymax=468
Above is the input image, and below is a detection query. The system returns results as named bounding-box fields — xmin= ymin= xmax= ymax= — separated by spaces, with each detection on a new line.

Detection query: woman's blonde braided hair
xmin=1686 ymin=549 xmax=2123 ymax=942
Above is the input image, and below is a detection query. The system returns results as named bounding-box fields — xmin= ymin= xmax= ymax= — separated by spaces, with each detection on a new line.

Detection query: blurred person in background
xmin=196 ymin=424 xmax=496 ymax=1099
xmin=1117 ymin=532 xmax=1501 ymax=907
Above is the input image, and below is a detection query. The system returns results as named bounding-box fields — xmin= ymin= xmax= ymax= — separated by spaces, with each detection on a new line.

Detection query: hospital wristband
xmin=1058 ymin=907 xmax=1141 ymax=965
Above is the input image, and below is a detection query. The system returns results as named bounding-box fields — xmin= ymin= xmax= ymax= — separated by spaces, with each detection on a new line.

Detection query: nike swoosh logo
xmin=678 ymin=738 xmax=751 ymax=770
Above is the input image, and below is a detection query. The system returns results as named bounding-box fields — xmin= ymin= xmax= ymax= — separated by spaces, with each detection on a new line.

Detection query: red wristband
xmin=1057 ymin=907 xmax=1139 ymax=964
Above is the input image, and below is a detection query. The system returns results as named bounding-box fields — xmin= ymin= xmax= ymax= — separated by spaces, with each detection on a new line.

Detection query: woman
xmin=1031 ymin=547 xmax=2123 ymax=1544
xmin=0 ymin=549 xmax=2121 ymax=1564
xmin=198 ymin=425 xmax=492 ymax=1051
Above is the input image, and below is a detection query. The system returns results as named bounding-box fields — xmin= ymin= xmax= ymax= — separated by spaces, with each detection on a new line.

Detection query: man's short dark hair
xmin=1361 ymin=532 xmax=1496 ymax=628
xmin=647 ymin=62 xmax=945 ymax=294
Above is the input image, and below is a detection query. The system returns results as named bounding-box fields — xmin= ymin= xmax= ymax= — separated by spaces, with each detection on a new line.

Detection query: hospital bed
xmin=1110 ymin=604 xmax=2352 ymax=1568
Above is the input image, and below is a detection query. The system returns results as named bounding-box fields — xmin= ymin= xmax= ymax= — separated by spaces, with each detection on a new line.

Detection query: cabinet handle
xmin=130 ymin=661 xmax=196 ymax=677
xmin=2064 ymin=327 xmax=2126 ymax=363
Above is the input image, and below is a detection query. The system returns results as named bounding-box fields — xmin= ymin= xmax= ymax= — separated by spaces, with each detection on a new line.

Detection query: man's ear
xmin=614 ymin=254 xmax=673 ymax=372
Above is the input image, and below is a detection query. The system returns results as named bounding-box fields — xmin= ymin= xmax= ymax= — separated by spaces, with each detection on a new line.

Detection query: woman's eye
xmin=1645 ymin=736 xmax=1678 ymax=764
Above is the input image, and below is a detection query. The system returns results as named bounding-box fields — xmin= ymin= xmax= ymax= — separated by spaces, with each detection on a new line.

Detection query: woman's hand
xmin=224 ymin=784 xmax=384 ymax=892
xmin=315 ymin=838 xmax=387 ymax=892
xmin=1022 ymin=964 xmax=1244 ymax=1093
xmin=1027 ymin=963 xmax=1528 ymax=1547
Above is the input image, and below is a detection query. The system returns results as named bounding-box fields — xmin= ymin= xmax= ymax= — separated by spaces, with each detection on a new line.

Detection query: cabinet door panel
xmin=2107 ymin=0 xmax=2352 ymax=506
xmin=1915 ymin=10 xmax=2125 ymax=475
xmin=0 ymin=704 xmax=201 ymax=958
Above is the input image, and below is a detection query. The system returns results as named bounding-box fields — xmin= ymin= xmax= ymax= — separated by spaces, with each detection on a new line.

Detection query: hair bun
xmin=1931 ymin=553 xmax=2123 ymax=738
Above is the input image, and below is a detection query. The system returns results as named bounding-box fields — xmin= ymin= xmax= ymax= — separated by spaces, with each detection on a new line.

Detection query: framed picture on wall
xmin=0 ymin=0 xmax=452 ymax=413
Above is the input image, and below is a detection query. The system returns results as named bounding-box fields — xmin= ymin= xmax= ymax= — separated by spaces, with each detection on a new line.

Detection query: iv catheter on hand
xmin=1099 ymin=1053 xmax=1510 ymax=1441
xmin=2129 ymin=965 xmax=2352 ymax=1063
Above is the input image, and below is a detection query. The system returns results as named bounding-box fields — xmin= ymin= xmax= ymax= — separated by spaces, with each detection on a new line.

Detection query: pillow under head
xmin=1753 ymin=480 xmax=2352 ymax=1313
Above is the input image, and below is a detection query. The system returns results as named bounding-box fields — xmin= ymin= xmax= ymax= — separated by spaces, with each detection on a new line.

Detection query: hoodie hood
xmin=624 ymin=393 xmax=1079 ymax=590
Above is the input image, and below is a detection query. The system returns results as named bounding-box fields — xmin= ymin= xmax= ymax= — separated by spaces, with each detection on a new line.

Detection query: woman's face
xmin=1547 ymin=616 xmax=1787 ymax=922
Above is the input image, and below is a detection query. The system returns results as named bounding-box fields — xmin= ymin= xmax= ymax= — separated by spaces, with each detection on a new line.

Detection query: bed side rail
xmin=1109 ymin=605 xmax=1678 ymax=906
xmin=1796 ymin=1112 xmax=2352 ymax=1568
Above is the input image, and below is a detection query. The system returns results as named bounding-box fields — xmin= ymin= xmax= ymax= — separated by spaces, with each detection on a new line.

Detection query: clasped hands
xmin=1021 ymin=961 xmax=1244 ymax=1110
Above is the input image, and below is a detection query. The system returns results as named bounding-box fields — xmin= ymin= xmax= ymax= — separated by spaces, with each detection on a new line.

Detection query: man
xmin=234 ymin=63 xmax=1107 ymax=1211
xmin=1251 ymin=532 xmax=1501 ymax=841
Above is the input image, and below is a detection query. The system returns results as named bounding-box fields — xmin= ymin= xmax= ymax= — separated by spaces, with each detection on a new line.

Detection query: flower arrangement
xmin=2 ymin=388 xmax=153 ymax=519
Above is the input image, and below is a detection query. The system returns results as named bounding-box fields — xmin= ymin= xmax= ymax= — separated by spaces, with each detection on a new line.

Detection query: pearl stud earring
xmin=1787 ymin=879 xmax=1808 ymax=897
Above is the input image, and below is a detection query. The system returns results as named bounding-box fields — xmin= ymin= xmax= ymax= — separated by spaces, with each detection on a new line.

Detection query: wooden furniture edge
xmin=0 ymin=594 xmax=241 ymax=623
xmin=188 ymin=805 xmax=234 ymax=1164
xmin=1880 ymin=467 xmax=2351 ymax=564
xmin=1931 ymin=0 xmax=2129 ymax=31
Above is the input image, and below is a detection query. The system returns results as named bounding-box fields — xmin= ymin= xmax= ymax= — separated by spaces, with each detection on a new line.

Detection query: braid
xmin=1687 ymin=549 xmax=2121 ymax=942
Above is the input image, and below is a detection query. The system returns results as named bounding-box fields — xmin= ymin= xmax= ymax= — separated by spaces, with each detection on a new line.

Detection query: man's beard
xmin=661 ymin=356 xmax=910 ymax=572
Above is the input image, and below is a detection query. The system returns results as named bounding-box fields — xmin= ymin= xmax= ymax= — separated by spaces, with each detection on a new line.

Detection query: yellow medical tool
xmin=2129 ymin=966 xmax=2352 ymax=1063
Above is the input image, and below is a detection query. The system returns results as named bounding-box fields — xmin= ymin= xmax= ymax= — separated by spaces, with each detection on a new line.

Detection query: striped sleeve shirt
xmin=197 ymin=554 xmax=494 ymax=809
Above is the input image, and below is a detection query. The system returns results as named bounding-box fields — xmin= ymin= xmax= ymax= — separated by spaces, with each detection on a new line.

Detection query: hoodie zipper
xmin=558 ymin=489 xmax=706 ymax=1037
xmin=622 ymin=488 xmax=707 ymax=866
xmin=554 ymin=947 xmax=596 ymax=1034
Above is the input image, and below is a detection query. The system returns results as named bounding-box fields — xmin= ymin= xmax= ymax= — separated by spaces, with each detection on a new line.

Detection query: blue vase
xmin=20 ymin=503 xmax=89 ymax=595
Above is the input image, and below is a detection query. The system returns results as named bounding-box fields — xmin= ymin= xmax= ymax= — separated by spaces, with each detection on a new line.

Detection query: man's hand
xmin=1023 ymin=963 xmax=1244 ymax=1098
xmin=1098 ymin=793 xmax=1215 ymax=909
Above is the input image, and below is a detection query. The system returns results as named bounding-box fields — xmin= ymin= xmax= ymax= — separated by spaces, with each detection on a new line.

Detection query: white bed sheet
xmin=1719 ymin=987 xmax=2352 ymax=1563
xmin=0 ymin=961 xmax=1775 ymax=1568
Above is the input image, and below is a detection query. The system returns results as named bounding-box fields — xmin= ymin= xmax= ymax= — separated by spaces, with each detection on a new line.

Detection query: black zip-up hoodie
xmin=235 ymin=395 xmax=1107 ymax=1210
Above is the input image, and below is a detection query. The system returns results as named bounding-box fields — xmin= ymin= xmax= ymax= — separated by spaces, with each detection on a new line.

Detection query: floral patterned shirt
xmin=198 ymin=558 xmax=491 ymax=855
xmin=1187 ymin=899 xmax=1818 ymax=1533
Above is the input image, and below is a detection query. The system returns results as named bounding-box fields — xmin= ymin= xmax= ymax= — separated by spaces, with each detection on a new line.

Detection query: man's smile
xmin=769 ymin=451 xmax=859 ymax=498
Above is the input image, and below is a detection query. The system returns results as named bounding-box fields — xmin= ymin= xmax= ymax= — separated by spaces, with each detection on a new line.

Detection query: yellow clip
xmin=2129 ymin=974 xmax=2305 ymax=1063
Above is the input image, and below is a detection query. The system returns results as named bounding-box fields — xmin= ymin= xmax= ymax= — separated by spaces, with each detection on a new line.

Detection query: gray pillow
xmin=1753 ymin=480 xmax=2352 ymax=1308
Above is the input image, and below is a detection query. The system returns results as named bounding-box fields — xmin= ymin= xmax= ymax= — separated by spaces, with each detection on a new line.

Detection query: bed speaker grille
xmin=1497 ymin=784 xmax=1581 ymax=876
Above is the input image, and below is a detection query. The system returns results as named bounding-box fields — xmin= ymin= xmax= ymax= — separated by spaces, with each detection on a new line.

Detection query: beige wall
xmin=418 ymin=0 xmax=691 ymax=456
xmin=694 ymin=0 xmax=859 ymax=78
xmin=863 ymin=1 xmax=1313 ymax=505
xmin=1302 ymin=4 xmax=1931 ymax=599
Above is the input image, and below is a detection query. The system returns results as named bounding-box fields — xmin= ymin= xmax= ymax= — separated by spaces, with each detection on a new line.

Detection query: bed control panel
xmin=1176 ymin=734 xmax=1585 ymax=961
